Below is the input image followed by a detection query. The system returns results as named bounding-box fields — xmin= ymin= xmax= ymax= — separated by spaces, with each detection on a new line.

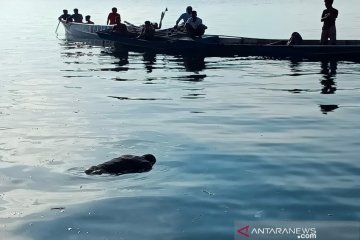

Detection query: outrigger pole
xmin=159 ymin=7 xmax=168 ymax=29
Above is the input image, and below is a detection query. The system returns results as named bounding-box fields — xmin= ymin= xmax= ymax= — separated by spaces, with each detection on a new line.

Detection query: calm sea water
xmin=1 ymin=0 xmax=360 ymax=239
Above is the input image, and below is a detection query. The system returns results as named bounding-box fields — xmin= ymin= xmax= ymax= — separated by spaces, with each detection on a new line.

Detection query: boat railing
xmin=62 ymin=21 xmax=113 ymax=33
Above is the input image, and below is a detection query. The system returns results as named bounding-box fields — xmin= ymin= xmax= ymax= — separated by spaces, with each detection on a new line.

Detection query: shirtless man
xmin=320 ymin=0 xmax=338 ymax=45
xmin=107 ymin=7 xmax=121 ymax=25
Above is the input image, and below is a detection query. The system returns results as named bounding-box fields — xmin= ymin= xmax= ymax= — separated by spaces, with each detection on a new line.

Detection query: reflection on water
xmin=143 ymin=52 xmax=156 ymax=73
xmin=288 ymin=60 xmax=303 ymax=77
xmin=58 ymin=42 xmax=347 ymax=116
xmin=112 ymin=50 xmax=129 ymax=67
xmin=182 ymin=55 xmax=206 ymax=72
xmin=286 ymin=60 xmax=341 ymax=114
xmin=174 ymin=74 xmax=207 ymax=82
xmin=108 ymin=95 xmax=171 ymax=101
xmin=319 ymin=104 xmax=339 ymax=114
xmin=61 ymin=40 xmax=209 ymax=75
xmin=320 ymin=60 xmax=337 ymax=94
xmin=165 ymin=54 xmax=207 ymax=73
xmin=319 ymin=60 xmax=339 ymax=114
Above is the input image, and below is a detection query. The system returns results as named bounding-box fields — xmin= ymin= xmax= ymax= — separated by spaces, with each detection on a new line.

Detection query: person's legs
xmin=320 ymin=29 xmax=330 ymax=45
xmin=196 ymin=24 xmax=206 ymax=36
xmin=329 ymin=26 xmax=337 ymax=45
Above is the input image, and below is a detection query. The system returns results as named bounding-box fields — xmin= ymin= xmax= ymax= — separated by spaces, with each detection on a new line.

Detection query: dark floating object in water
xmin=319 ymin=104 xmax=339 ymax=114
xmin=85 ymin=154 xmax=156 ymax=175
xmin=51 ymin=207 xmax=65 ymax=211
xmin=108 ymin=96 xmax=170 ymax=101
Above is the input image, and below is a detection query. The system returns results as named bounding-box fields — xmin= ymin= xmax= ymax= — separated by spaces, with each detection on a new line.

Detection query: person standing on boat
xmin=58 ymin=9 xmax=71 ymax=21
xmin=320 ymin=0 xmax=338 ymax=45
xmin=85 ymin=15 xmax=94 ymax=24
xmin=107 ymin=7 xmax=121 ymax=25
xmin=185 ymin=11 xmax=207 ymax=37
xmin=175 ymin=6 xmax=192 ymax=28
xmin=71 ymin=8 xmax=83 ymax=23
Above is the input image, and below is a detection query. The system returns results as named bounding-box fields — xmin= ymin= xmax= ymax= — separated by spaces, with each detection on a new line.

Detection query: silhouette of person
xmin=85 ymin=15 xmax=94 ymax=24
xmin=71 ymin=8 xmax=83 ymax=23
xmin=175 ymin=6 xmax=192 ymax=27
xmin=107 ymin=7 xmax=121 ymax=25
xmin=320 ymin=0 xmax=338 ymax=45
xmin=112 ymin=17 xmax=128 ymax=33
xmin=138 ymin=21 xmax=155 ymax=40
xmin=185 ymin=11 xmax=207 ymax=37
xmin=58 ymin=9 xmax=71 ymax=21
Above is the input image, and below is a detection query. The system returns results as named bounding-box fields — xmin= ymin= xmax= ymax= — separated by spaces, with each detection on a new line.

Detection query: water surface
xmin=1 ymin=0 xmax=360 ymax=239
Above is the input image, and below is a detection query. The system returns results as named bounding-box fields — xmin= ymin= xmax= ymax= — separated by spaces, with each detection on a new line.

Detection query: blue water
xmin=1 ymin=0 xmax=360 ymax=239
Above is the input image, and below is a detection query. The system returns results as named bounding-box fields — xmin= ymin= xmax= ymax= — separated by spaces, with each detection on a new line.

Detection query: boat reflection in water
xmin=182 ymin=55 xmax=206 ymax=72
xmin=110 ymin=46 xmax=207 ymax=74
xmin=59 ymin=37 xmax=343 ymax=114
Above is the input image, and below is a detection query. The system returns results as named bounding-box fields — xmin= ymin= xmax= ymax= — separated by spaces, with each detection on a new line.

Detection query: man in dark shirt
xmin=320 ymin=0 xmax=338 ymax=45
xmin=112 ymin=17 xmax=128 ymax=33
xmin=71 ymin=8 xmax=83 ymax=23
xmin=85 ymin=15 xmax=94 ymax=24
xmin=58 ymin=9 xmax=71 ymax=21
xmin=138 ymin=21 xmax=155 ymax=40
xmin=107 ymin=7 xmax=121 ymax=25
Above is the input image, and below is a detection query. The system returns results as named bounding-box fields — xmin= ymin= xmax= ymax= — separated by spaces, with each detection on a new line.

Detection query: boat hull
xmin=242 ymin=44 xmax=360 ymax=60
xmin=60 ymin=21 xmax=145 ymax=40
xmin=98 ymin=32 xmax=236 ymax=56
xmin=61 ymin=21 xmax=113 ymax=40
xmin=97 ymin=31 xmax=360 ymax=60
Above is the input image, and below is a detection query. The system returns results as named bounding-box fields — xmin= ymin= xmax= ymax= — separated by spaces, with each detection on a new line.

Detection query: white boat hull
xmin=61 ymin=21 xmax=113 ymax=40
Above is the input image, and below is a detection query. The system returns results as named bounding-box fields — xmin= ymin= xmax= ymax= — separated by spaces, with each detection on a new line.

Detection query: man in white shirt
xmin=185 ymin=11 xmax=207 ymax=37
xmin=175 ymin=6 xmax=192 ymax=27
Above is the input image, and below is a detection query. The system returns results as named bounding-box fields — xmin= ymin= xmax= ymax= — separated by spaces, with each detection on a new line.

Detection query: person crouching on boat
xmin=287 ymin=32 xmax=303 ymax=45
xmin=152 ymin=22 xmax=160 ymax=29
xmin=71 ymin=8 xmax=83 ymax=23
xmin=138 ymin=21 xmax=155 ymax=40
xmin=320 ymin=0 xmax=338 ymax=45
xmin=58 ymin=9 xmax=71 ymax=22
xmin=185 ymin=11 xmax=207 ymax=38
xmin=112 ymin=17 xmax=128 ymax=33
xmin=85 ymin=15 xmax=94 ymax=24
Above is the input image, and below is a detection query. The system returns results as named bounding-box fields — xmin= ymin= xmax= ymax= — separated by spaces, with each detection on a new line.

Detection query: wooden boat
xmin=97 ymin=30 xmax=360 ymax=60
